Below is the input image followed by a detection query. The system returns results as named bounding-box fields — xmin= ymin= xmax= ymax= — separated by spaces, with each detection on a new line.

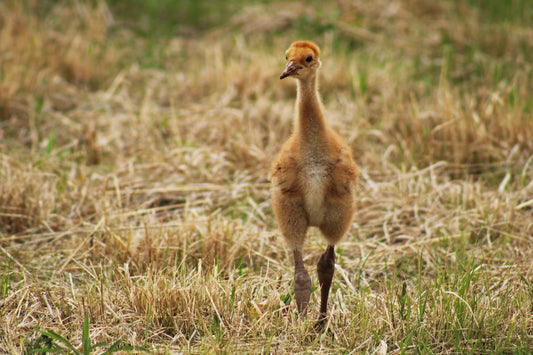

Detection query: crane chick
xmin=269 ymin=40 xmax=359 ymax=329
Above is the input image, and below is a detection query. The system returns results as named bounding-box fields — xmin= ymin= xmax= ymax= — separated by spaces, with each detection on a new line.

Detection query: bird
xmin=269 ymin=40 xmax=359 ymax=329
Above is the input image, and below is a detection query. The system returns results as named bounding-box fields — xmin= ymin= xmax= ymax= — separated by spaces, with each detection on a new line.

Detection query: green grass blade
xmin=97 ymin=340 xmax=121 ymax=354
xmin=41 ymin=331 xmax=81 ymax=355
xmin=82 ymin=313 xmax=91 ymax=355
xmin=99 ymin=339 xmax=150 ymax=354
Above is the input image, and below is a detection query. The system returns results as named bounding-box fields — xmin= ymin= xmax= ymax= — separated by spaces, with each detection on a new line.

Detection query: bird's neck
xmin=295 ymin=74 xmax=328 ymax=148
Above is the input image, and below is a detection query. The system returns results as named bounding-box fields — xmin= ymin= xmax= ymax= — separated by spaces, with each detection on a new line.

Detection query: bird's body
xmin=269 ymin=40 xmax=359 ymax=328
xmin=271 ymin=130 xmax=357 ymax=234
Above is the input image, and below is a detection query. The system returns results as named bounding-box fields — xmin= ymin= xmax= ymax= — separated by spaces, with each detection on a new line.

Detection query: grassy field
xmin=1 ymin=0 xmax=533 ymax=353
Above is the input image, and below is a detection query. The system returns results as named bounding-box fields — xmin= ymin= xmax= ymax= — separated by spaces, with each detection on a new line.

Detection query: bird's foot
xmin=314 ymin=317 xmax=335 ymax=338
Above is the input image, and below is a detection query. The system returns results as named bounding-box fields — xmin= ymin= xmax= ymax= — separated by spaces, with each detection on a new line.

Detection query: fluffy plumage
xmin=269 ymin=40 xmax=359 ymax=328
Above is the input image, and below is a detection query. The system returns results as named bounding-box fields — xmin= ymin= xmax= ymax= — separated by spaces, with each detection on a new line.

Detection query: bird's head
xmin=280 ymin=40 xmax=321 ymax=80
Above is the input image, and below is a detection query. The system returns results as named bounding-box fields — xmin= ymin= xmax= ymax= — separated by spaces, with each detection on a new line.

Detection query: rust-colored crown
xmin=287 ymin=40 xmax=320 ymax=58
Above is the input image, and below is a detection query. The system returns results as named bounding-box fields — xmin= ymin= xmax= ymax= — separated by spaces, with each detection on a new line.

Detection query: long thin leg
xmin=293 ymin=250 xmax=311 ymax=315
xmin=316 ymin=245 xmax=335 ymax=328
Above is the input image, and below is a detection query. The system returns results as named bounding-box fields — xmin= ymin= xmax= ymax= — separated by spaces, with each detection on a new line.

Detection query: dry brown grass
xmin=1 ymin=0 xmax=533 ymax=353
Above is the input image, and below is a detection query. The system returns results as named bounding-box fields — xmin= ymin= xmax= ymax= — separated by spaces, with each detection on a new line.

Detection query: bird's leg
xmin=316 ymin=245 xmax=335 ymax=329
xmin=293 ymin=250 xmax=311 ymax=316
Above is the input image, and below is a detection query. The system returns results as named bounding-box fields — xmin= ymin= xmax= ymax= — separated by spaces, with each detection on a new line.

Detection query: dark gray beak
xmin=280 ymin=60 xmax=302 ymax=79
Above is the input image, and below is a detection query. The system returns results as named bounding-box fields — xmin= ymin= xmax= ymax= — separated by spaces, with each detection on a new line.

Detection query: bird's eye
xmin=306 ymin=55 xmax=313 ymax=62
xmin=285 ymin=55 xmax=288 ymax=60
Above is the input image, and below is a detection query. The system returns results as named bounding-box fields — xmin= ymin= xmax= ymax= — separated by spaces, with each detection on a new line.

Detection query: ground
xmin=1 ymin=0 xmax=532 ymax=353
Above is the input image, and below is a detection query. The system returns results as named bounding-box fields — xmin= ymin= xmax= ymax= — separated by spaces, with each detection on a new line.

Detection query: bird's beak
xmin=280 ymin=60 xmax=302 ymax=80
